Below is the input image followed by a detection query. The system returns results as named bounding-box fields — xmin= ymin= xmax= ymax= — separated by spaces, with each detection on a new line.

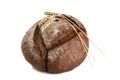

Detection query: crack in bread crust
xmin=41 ymin=16 xmax=85 ymax=50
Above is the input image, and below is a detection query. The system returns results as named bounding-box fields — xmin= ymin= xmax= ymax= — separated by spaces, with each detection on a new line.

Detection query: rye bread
xmin=21 ymin=14 xmax=89 ymax=73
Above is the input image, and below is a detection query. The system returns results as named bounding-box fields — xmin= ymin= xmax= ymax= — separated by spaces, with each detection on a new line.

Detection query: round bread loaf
xmin=21 ymin=12 xmax=89 ymax=73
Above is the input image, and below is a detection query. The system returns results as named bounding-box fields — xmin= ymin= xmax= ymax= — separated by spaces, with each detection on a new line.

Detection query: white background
xmin=0 ymin=0 xmax=120 ymax=80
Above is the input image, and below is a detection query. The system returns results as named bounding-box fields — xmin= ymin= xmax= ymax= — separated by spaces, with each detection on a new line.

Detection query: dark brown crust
xmin=33 ymin=25 xmax=48 ymax=71
xmin=21 ymin=22 xmax=46 ymax=71
xmin=41 ymin=18 xmax=78 ymax=50
xmin=46 ymin=15 xmax=89 ymax=73
xmin=21 ymin=14 xmax=89 ymax=73
xmin=47 ymin=33 xmax=88 ymax=73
